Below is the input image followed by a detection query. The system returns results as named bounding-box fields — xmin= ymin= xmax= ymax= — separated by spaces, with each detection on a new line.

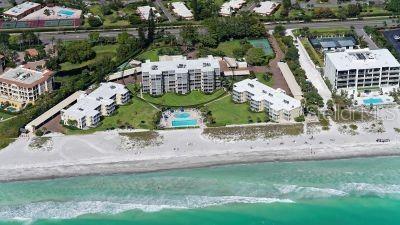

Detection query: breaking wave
xmin=0 ymin=196 xmax=293 ymax=220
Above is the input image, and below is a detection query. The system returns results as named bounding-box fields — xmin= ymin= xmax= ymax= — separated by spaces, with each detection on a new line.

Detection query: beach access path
xmin=0 ymin=107 xmax=400 ymax=182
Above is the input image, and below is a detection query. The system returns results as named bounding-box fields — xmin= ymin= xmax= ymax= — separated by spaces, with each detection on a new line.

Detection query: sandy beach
xmin=1 ymin=107 xmax=400 ymax=182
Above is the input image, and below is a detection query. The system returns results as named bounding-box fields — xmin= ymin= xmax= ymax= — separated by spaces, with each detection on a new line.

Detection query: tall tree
xmin=387 ymin=0 xmax=400 ymax=12
xmin=138 ymin=25 xmax=146 ymax=48
xmin=191 ymin=0 xmax=199 ymax=20
xmin=147 ymin=9 xmax=156 ymax=44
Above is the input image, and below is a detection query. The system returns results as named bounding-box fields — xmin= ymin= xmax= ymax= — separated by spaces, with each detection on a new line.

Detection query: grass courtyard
xmin=215 ymin=40 xmax=242 ymax=58
xmin=66 ymin=96 xmax=160 ymax=135
xmin=142 ymin=89 xmax=226 ymax=107
xmin=255 ymin=73 xmax=274 ymax=87
xmin=205 ymin=95 xmax=266 ymax=126
xmin=60 ymin=44 xmax=119 ymax=71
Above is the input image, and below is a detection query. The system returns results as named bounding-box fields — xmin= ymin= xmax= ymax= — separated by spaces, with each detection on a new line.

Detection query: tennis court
xmin=249 ymin=39 xmax=274 ymax=56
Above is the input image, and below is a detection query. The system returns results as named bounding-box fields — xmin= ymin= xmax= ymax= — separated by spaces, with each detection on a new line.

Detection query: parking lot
xmin=383 ymin=29 xmax=400 ymax=55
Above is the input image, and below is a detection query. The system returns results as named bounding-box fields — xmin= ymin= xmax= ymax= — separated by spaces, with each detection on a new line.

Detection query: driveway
xmin=355 ymin=28 xmax=378 ymax=50
xmin=154 ymin=0 xmax=176 ymax=22
xmin=268 ymin=34 xmax=292 ymax=95
xmin=287 ymin=29 xmax=332 ymax=107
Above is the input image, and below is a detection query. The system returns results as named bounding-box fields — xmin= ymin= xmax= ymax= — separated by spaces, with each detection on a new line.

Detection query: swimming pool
xmin=171 ymin=112 xmax=198 ymax=127
xmin=59 ymin=10 xmax=75 ymax=16
xmin=363 ymin=97 xmax=384 ymax=105
xmin=172 ymin=119 xmax=198 ymax=127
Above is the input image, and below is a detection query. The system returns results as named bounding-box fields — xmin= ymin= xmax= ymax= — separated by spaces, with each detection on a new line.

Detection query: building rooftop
xmin=136 ymin=6 xmax=160 ymax=20
xmin=89 ymin=82 xmax=129 ymax=103
xmin=325 ymin=48 xmax=400 ymax=70
xmin=62 ymin=82 xmax=129 ymax=119
xmin=220 ymin=0 xmax=246 ymax=15
xmin=171 ymin=2 xmax=193 ymax=18
xmin=320 ymin=41 xmax=336 ymax=48
xmin=142 ymin=55 xmax=220 ymax=75
xmin=0 ymin=65 xmax=53 ymax=88
xmin=310 ymin=36 xmax=356 ymax=49
xmin=4 ymin=1 xmax=40 ymax=17
xmin=277 ymin=62 xmax=303 ymax=101
xmin=234 ymin=78 xmax=301 ymax=112
xmin=253 ymin=1 xmax=279 ymax=15
xmin=20 ymin=6 xmax=82 ymax=21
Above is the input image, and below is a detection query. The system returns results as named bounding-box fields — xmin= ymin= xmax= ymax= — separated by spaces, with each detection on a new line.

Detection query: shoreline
xmin=1 ymin=140 xmax=399 ymax=183
xmin=1 ymin=107 xmax=400 ymax=183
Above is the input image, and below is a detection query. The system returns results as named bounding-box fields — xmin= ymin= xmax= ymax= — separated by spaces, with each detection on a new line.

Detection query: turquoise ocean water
xmin=1 ymin=156 xmax=400 ymax=224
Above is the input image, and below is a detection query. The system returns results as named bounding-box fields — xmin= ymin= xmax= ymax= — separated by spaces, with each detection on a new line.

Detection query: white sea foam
xmin=340 ymin=183 xmax=400 ymax=195
xmin=275 ymin=184 xmax=348 ymax=198
xmin=0 ymin=196 xmax=293 ymax=220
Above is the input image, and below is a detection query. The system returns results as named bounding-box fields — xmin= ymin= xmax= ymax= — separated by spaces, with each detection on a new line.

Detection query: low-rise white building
xmin=61 ymin=82 xmax=130 ymax=129
xmin=170 ymin=2 xmax=193 ymax=20
xmin=324 ymin=48 xmax=400 ymax=90
xmin=233 ymin=79 xmax=302 ymax=122
xmin=136 ymin=6 xmax=161 ymax=20
xmin=253 ymin=1 xmax=279 ymax=16
xmin=220 ymin=0 xmax=246 ymax=16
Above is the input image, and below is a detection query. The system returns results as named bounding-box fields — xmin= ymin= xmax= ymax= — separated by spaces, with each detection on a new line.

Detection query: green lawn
xmin=85 ymin=5 xmax=131 ymax=28
xmin=142 ymin=89 xmax=226 ymax=107
xmin=206 ymin=95 xmax=266 ymax=126
xmin=308 ymin=27 xmax=351 ymax=36
xmin=136 ymin=49 xmax=160 ymax=62
xmin=0 ymin=111 xmax=14 ymax=120
xmin=66 ymin=96 xmax=159 ymax=135
xmin=255 ymin=73 xmax=274 ymax=87
xmin=360 ymin=6 xmax=391 ymax=16
xmin=60 ymin=44 xmax=118 ymax=71
xmin=215 ymin=40 xmax=242 ymax=57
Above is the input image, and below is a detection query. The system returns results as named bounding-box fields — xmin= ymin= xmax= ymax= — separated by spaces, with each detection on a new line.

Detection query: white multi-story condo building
xmin=233 ymin=79 xmax=302 ymax=122
xmin=141 ymin=55 xmax=221 ymax=95
xmin=324 ymin=48 xmax=400 ymax=90
xmin=61 ymin=82 xmax=130 ymax=129
xmin=0 ymin=65 xmax=54 ymax=110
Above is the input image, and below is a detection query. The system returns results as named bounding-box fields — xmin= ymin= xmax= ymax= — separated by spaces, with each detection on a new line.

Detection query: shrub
xmin=88 ymin=16 xmax=103 ymax=27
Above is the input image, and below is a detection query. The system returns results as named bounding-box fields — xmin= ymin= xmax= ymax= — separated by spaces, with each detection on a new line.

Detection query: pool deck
xmin=160 ymin=109 xmax=203 ymax=128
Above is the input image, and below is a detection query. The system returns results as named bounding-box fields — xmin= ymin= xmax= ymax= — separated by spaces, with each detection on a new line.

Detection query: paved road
xmin=287 ymin=29 xmax=332 ymax=106
xmin=35 ymin=19 xmax=388 ymax=44
xmin=154 ymin=0 xmax=176 ymax=22
xmin=355 ymin=28 xmax=379 ymax=50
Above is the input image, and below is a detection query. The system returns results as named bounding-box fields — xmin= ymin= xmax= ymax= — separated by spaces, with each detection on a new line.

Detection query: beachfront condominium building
xmin=141 ymin=55 xmax=221 ymax=96
xmin=324 ymin=48 xmax=400 ymax=90
xmin=3 ymin=1 xmax=41 ymax=20
xmin=233 ymin=79 xmax=302 ymax=122
xmin=0 ymin=65 xmax=54 ymax=110
xmin=61 ymin=82 xmax=130 ymax=129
